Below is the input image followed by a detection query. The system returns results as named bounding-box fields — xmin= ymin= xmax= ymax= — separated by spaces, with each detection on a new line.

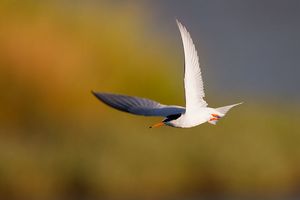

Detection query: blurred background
xmin=0 ymin=0 xmax=300 ymax=199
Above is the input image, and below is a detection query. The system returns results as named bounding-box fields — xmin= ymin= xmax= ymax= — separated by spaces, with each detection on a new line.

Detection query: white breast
xmin=168 ymin=107 xmax=213 ymax=128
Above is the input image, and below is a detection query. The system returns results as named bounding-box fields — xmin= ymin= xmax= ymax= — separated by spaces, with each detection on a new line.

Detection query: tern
xmin=92 ymin=20 xmax=242 ymax=128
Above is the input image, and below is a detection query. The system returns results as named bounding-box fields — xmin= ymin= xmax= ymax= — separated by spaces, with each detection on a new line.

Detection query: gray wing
xmin=92 ymin=91 xmax=185 ymax=117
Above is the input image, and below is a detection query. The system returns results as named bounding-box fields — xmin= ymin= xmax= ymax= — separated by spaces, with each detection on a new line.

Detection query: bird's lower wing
xmin=92 ymin=92 xmax=185 ymax=117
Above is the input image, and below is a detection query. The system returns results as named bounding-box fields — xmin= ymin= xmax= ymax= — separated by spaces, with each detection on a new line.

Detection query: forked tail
xmin=216 ymin=102 xmax=243 ymax=115
xmin=208 ymin=102 xmax=243 ymax=125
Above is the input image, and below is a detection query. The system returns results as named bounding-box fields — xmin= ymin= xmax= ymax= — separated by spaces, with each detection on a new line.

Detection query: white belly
xmin=169 ymin=108 xmax=213 ymax=128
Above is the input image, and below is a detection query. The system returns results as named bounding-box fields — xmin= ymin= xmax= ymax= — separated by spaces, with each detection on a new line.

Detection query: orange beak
xmin=149 ymin=122 xmax=165 ymax=128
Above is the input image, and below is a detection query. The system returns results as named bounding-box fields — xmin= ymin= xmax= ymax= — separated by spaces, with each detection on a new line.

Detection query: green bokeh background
xmin=0 ymin=1 xmax=299 ymax=200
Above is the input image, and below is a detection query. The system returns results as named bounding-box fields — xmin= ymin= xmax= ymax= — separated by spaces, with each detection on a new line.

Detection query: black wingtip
xmin=91 ymin=90 xmax=100 ymax=98
xmin=91 ymin=90 xmax=102 ymax=101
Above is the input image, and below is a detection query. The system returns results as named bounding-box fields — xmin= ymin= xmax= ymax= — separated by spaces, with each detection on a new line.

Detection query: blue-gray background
xmin=146 ymin=0 xmax=300 ymax=102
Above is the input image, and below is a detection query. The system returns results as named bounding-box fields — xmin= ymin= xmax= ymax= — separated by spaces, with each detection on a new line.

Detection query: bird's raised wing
xmin=92 ymin=92 xmax=185 ymax=117
xmin=177 ymin=20 xmax=208 ymax=112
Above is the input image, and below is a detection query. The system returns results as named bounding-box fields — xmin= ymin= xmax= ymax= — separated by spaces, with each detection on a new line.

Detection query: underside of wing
xmin=177 ymin=20 xmax=208 ymax=111
xmin=92 ymin=91 xmax=185 ymax=117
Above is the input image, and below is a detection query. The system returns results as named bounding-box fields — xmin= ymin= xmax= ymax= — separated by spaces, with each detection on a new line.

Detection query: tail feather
xmin=216 ymin=102 xmax=243 ymax=115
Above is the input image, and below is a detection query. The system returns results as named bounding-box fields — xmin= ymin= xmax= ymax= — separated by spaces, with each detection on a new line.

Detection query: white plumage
xmin=177 ymin=20 xmax=207 ymax=111
xmin=93 ymin=20 xmax=242 ymax=128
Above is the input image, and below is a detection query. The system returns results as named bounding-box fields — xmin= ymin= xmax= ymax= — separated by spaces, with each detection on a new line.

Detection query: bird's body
xmin=92 ymin=20 xmax=242 ymax=128
xmin=166 ymin=107 xmax=217 ymax=128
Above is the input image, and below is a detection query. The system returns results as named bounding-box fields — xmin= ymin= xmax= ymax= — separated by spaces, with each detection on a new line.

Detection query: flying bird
xmin=92 ymin=20 xmax=242 ymax=128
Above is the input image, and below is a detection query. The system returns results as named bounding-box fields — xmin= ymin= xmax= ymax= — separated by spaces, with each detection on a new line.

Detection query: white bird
xmin=92 ymin=20 xmax=242 ymax=128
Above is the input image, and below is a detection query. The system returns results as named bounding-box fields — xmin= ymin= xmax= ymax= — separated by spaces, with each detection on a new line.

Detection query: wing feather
xmin=177 ymin=20 xmax=208 ymax=112
xmin=92 ymin=91 xmax=185 ymax=117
